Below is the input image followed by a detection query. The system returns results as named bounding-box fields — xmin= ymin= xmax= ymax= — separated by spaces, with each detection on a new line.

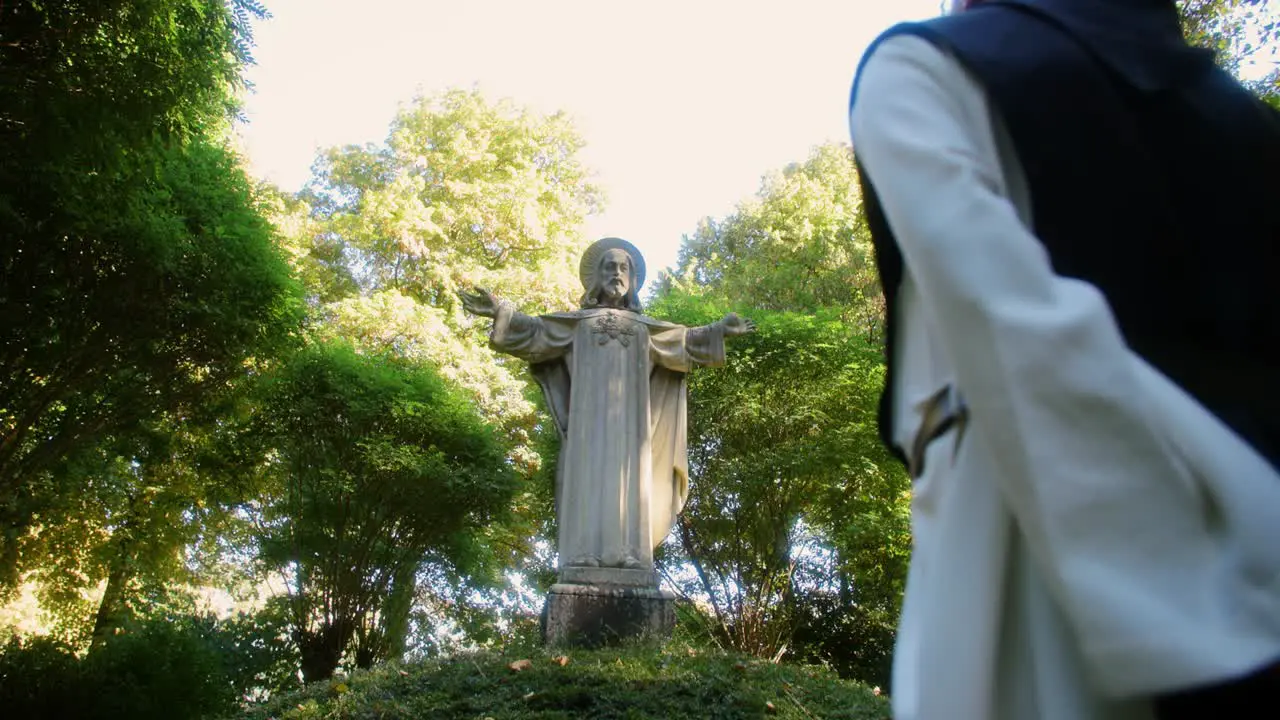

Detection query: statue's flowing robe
xmin=491 ymin=305 xmax=725 ymax=569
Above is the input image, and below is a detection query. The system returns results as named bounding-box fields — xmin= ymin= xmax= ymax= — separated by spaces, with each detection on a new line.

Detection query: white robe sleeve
xmin=489 ymin=302 xmax=574 ymax=363
xmin=649 ymin=322 xmax=726 ymax=373
xmin=852 ymin=34 xmax=1280 ymax=695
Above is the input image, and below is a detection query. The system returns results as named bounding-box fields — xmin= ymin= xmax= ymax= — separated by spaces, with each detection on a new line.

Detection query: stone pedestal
xmin=542 ymin=568 xmax=676 ymax=648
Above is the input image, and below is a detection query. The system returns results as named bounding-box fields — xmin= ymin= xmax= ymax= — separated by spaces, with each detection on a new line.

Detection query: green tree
xmin=263 ymin=91 xmax=606 ymax=650
xmin=0 ymin=364 xmax=296 ymax=648
xmin=0 ymin=0 xmax=301 ymax=585
xmin=0 ymin=608 xmax=295 ymax=720
xmin=1180 ymin=0 xmax=1279 ymax=104
xmin=17 ymin=418 xmax=253 ymax=648
xmin=303 ymin=88 xmax=603 ymax=308
xmin=662 ymin=142 xmax=907 ymax=684
xmin=650 ymin=291 xmax=908 ymax=669
xmin=242 ymin=342 xmax=517 ymax=682
xmin=673 ymin=143 xmax=881 ymax=337
xmin=283 ymin=88 xmax=605 ymax=473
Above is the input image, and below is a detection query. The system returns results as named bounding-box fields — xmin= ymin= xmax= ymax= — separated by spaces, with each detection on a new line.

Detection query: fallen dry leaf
xmin=508 ymin=659 xmax=533 ymax=672
xmin=551 ymin=655 xmax=570 ymax=666
xmin=398 ymin=670 xmax=410 ymax=677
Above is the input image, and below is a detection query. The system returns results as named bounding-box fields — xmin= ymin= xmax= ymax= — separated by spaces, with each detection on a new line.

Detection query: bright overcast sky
xmin=239 ymin=0 xmax=945 ymax=276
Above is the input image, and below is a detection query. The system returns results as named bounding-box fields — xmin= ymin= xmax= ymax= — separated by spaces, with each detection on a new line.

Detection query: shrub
xmin=0 ymin=610 xmax=296 ymax=719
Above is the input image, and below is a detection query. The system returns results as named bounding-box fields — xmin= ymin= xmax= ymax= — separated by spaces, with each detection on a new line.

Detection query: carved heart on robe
xmin=591 ymin=311 xmax=636 ymax=347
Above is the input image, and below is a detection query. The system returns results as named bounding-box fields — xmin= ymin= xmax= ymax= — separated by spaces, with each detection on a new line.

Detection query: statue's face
xmin=596 ymin=248 xmax=632 ymax=305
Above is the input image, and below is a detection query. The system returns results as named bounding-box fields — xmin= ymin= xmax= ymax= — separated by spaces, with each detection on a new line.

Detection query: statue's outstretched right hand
xmin=457 ymin=286 xmax=499 ymax=318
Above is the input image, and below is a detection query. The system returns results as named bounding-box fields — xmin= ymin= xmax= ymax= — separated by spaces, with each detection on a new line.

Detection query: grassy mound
xmin=236 ymin=644 xmax=890 ymax=719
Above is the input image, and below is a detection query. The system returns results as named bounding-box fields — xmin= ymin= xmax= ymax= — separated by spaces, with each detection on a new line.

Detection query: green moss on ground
xmin=235 ymin=644 xmax=890 ymax=720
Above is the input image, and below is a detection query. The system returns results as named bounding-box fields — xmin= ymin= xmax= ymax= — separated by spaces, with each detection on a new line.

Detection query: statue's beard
xmin=600 ymin=280 xmax=626 ymax=303
xmin=581 ymin=279 xmax=639 ymax=311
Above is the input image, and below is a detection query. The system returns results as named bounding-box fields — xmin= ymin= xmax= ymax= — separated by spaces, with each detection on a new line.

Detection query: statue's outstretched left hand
xmin=721 ymin=312 xmax=757 ymax=337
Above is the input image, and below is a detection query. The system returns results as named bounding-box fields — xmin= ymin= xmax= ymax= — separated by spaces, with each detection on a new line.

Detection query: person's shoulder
xmin=851 ymin=21 xmax=990 ymax=141
xmin=855 ymin=29 xmax=966 ymax=105
xmin=864 ymin=34 xmax=953 ymax=76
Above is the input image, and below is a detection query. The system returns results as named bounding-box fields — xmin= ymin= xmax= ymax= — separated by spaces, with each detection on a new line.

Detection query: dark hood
xmin=992 ymin=0 xmax=1217 ymax=90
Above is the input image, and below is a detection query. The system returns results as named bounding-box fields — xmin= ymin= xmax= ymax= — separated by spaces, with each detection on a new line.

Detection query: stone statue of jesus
xmin=459 ymin=237 xmax=755 ymax=578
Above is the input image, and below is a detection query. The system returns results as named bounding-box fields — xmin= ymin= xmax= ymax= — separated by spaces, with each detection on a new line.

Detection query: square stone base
xmin=557 ymin=566 xmax=657 ymax=587
xmin=541 ymin=582 xmax=676 ymax=648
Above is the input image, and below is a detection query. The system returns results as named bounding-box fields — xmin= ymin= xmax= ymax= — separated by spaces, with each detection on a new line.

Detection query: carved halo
xmin=579 ymin=237 xmax=646 ymax=292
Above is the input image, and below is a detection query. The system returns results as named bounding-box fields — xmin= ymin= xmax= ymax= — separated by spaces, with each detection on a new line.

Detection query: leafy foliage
xmin=0 ymin=610 xmax=292 ymax=720
xmin=18 ymin=427 xmax=231 ymax=645
xmin=278 ymin=88 xmax=605 ymax=476
xmin=303 ymin=88 xmax=603 ymax=307
xmin=1180 ymin=0 xmax=1280 ymax=104
xmin=655 ymin=136 xmax=908 ymax=682
xmin=673 ymin=143 xmax=881 ymax=337
xmin=649 ymin=292 xmax=909 ymax=669
xmin=0 ymin=0 xmax=301 ymax=584
xmin=789 ymin=594 xmax=897 ymax=694
xmin=236 ymin=644 xmax=890 ymax=720
xmin=241 ymin=342 xmax=518 ymax=681
xmin=0 ymin=0 xmax=255 ymax=151
xmin=4 ymin=372 xmax=293 ymax=647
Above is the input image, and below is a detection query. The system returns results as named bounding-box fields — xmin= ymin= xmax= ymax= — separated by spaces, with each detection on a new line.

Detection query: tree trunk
xmin=297 ymin=622 xmax=350 ymax=683
xmin=839 ymin=568 xmax=853 ymax=606
xmin=380 ymin=560 xmax=418 ymax=662
xmin=352 ymin=639 xmax=378 ymax=670
xmin=90 ymin=550 xmax=133 ymax=653
xmin=351 ymin=559 xmax=418 ymax=669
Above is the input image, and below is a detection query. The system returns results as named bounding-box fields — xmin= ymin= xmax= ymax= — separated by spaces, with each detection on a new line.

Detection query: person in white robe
xmin=849 ymin=2 xmax=1280 ymax=719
